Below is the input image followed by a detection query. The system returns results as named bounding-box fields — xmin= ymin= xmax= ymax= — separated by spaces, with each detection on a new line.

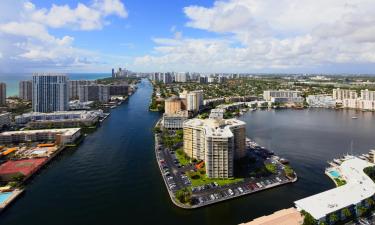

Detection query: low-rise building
xmin=0 ymin=112 xmax=11 ymax=129
xmin=306 ymin=95 xmax=336 ymax=108
xmin=209 ymin=108 xmax=225 ymax=120
xmin=162 ymin=111 xmax=188 ymax=129
xmin=0 ymin=128 xmax=81 ymax=145
xmin=263 ymin=90 xmax=302 ymax=102
xmin=15 ymin=111 xmax=102 ymax=128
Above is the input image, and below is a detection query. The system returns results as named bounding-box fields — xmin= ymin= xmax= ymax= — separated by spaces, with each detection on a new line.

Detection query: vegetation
xmin=301 ymin=210 xmax=317 ymax=225
xmin=187 ymin=168 xmax=243 ymax=187
xmin=176 ymin=148 xmax=190 ymax=166
xmin=10 ymin=173 xmax=25 ymax=182
xmin=342 ymin=207 xmax=351 ymax=218
xmin=265 ymin=163 xmax=277 ymax=174
xmin=175 ymin=187 xmax=192 ymax=204
xmin=329 ymin=213 xmax=339 ymax=224
xmin=364 ymin=166 xmax=375 ymax=182
xmin=334 ymin=178 xmax=346 ymax=186
xmin=161 ymin=130 xmax=183 ymax=149
xmin=284 ymin=165 xmax=295 ymax=178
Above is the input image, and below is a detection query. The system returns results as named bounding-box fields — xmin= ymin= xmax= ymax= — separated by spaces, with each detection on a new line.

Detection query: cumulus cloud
xmin=0 ymin=0 xmax=128 ymax=72
xmin=134 ymin=0 xmax=375 ymax=73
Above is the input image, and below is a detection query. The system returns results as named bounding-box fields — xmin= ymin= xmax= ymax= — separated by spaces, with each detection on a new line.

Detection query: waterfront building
xmin=361 ymin=89 xmax=375 ymax=101
xmin=164 ymin=96 xmax=182 ymax=114
xmin=209 ymin=108 xmax=225 ymax=120
xmin=294 ymin=157 xmax=375 ymax=223
xmin=0 ymin=128 xmax=81 ymax=145
xmin=0 ymin=82 xmax=6 ymax=106
xmin=306 ymin=95 xmax=336 ymax=108
xmin=162 ymin=111 xmax=188 ymax=129
xmin=109 ymin=84 xmax=129 ymax=96
xmin=239 ymin=208 xmax=303 ymax=225
xmin=332 ymin=88 xmax=358 ymax=101
xmin=0 ymin=158 xmax=48 ymax=182
xmin=79 ymin=85 xmax=110 ymax=103
xmin=204 ymin=98 xmax=225 ymax=106
xmin=162 ymin=72 xmax=173 ymax=84
xmin=19 ymin=80 xmax=32 ymax=101
xmin=183 ymin=118 xmax=246 ymax=178
xmin=263 ymin=90 xmax=303 ymax=103
xmin=0 ymin=112 xmax=11 ymax=129
xmin=69 ymin=80 xmax=96 ymax=100
xmin=186 ymin=90 xmax=204 ymax=112
xmin=69 ymin=100 xmax=94 ymax=110
xmin=32 ymin=73 xmax=69 ymax=112
xmin=15 ymin=110 xmax=102 ymax=128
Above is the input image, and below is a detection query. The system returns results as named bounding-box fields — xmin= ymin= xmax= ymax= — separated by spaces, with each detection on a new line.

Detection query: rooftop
xmin=0 ymin=128 xmax=81 ymax=136
xmin=239 ymin=208 xmax=303 ymax=225
xmin=0 ymin=158 xmax=48 ymax=177
xmin=294 ymin=156 xmax=375 ymax=219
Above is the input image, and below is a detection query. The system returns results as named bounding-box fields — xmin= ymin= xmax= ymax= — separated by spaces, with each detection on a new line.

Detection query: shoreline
xmin=153 ymin=119 xmax=298 ymax=209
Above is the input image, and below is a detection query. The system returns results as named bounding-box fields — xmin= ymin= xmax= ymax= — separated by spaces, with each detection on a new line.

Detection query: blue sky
xmin=0 ymin=0 xmax=375 ymax=74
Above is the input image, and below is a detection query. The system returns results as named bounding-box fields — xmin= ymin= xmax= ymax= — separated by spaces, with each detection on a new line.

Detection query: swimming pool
xmin=329 ymin=170 xmax=341 ymax=178
xmin=0 ymin=192 xmax=12 ymax=204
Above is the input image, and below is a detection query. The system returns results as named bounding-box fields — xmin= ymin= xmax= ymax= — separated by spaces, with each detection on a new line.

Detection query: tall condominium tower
xmin=186 ymin=90 xmax=204 ymax=112
xmin=32 ymin=73 xmax=69 ymax=112
xmin=68 ymin=80 xmax=96 ymax=100
xmin=0 ymin=83 xmax=6 ymax=106
xmin=19 ymin=80 xmax=32 ymax=101
xmin=183 ymin=118 xmax=246 ymax=178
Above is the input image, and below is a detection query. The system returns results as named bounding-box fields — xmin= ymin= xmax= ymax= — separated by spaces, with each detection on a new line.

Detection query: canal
xmin=1 ymin=79 xmax=375 ymax=225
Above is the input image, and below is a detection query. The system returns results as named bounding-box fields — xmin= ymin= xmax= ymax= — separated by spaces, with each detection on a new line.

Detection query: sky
xmin=0 ymin=0 xmax=375 ymax=74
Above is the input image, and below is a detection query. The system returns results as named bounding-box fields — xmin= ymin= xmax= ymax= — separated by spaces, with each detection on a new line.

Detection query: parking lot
xmin=155 ymin=132 xmax=296 ymax=208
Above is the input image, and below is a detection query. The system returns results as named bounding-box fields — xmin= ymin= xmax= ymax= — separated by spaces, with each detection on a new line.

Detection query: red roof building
xmin=0 ymin=158 xmax=48 ymax=181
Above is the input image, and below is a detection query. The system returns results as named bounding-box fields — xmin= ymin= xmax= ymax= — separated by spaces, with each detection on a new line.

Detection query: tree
xmin=175 ymin=188 xmax=192 ymax=204
xmin=301 ymin=210 xmax=317 ymax=225
xmin=329 ymin=213 xmax=339 ymax=224
xmin=342 ymin=207 xmax=351 ymax=218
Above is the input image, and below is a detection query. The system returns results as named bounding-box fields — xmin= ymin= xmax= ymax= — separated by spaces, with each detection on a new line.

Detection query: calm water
xmin=0 ymin=79 xmax=375 ymax=225
xmin=0 ymin=73 xmax=109 ymax=96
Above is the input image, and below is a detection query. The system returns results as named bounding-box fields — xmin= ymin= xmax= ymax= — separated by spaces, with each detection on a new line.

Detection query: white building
xmin=32 ymin=73 xmax=69 ymax=112
xmin=332 ymin=88 xmax=358 ymax=101
xmin=209 ymin=108 xmax=225 ymax=120
xmin=306 ymin=95 xmax=336 ymax=108
xmin=174 ymin=72 xmax=188 ymax=83
xmin=263 ymin=90 xmax=303 ymax=103
xmin=15 ymin=110 xmax=103 ymax=124
xmin=295 ymin=157 xmax=375 ymax=222
xmin=162 ymin=111 xmax=188 ymax=129
xmin=19 ymin=80 xmax=32 ymax=101
xmin=186 ymin=90 xmax=204 ymax=112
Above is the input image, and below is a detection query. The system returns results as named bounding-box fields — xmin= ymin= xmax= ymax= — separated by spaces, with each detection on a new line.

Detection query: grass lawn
xmin=188 ymin=169 xmax=244 ymax=187
xmin=176 ymin=149 xmax=191 ymax=166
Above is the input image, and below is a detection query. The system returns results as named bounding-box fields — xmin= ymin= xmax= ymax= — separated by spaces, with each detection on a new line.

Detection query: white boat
xmin=352 ymin=116 xmax=358 ymax=119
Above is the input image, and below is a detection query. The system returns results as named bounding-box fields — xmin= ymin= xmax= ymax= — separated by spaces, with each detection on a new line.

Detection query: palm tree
xmin=329 ymin=213 xmax=339 ymax=224
xmin=342 ymin=208 xmax=351 ymax=218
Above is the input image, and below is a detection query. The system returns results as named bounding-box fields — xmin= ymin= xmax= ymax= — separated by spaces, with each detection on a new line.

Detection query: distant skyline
xmin=0 ymin=0 xmax=375 ymax=74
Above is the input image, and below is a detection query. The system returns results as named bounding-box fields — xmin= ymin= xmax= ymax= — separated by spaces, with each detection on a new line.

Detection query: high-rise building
xmin=32 ymin=73 xmax=69 ymax=112
xmin=332 ymin=88 xmax=358 ymax=101
xmin=112 ymin=68 xmax=115 ymax=78
xmin=109 ymin=84 xmax=129 ymax=96
xmin=174 ymin=72 xmax=187 ymax=82
xmin=68 ymin=80 xmax=95 ymax=100
xmin=360 ymin=89 xmax=375 ymax=101
xmin=79 ymin=85 xmax=110 ymax=103
xmin=0 ymin=83 xmax=6 ymax=106
xmin=19 ymin=80 xmax=32 ymax=101
xmin=164 ymin=96 xmax=182 ymax=114
xmin=183 ymin=118 xmax=246 ymax=178
xmin=186 ymin=90 xmax=204 ymax=112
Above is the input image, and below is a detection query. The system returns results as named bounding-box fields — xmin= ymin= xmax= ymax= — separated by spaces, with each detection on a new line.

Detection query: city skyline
xmin=0 ymin=0 xmax=375 ymax=74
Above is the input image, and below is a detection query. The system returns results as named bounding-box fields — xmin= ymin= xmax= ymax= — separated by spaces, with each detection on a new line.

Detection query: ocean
xmin=0 ymin=73 xmax=110 ymax=96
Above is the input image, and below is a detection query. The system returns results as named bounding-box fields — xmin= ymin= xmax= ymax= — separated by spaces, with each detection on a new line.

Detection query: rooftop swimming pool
xmin=0 ymin=192 xmax=12 ymax=205
xmin=329 ymin=170 xmax=341 ymax=178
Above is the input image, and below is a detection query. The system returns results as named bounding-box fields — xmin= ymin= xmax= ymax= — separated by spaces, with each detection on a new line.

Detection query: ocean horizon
xmin=0 ymin=73 xmax=111 ymax=96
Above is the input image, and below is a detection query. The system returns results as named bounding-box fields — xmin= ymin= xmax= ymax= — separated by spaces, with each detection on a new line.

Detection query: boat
xmin=352 ymin=116 xmax=358 ymax=119
xmin=279 ymin=158 xmax=289 ymax=164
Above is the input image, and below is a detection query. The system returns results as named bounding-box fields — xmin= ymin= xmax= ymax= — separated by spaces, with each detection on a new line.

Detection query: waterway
xmin=1 ymin=79 xmax=375 ymax=225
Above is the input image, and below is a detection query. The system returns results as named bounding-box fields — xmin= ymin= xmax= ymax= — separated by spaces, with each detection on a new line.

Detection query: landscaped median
xmin=187 ymin=167 xmax=244 ymax=187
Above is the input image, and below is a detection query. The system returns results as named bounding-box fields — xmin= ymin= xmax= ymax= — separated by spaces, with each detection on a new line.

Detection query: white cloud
xmin=0 ymin=0 xmax=128 ymax=72
xmin=28 ymin=0 xmax=128 ymax=30
xmin=134 ymin=0 xmax=375 ymax=73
